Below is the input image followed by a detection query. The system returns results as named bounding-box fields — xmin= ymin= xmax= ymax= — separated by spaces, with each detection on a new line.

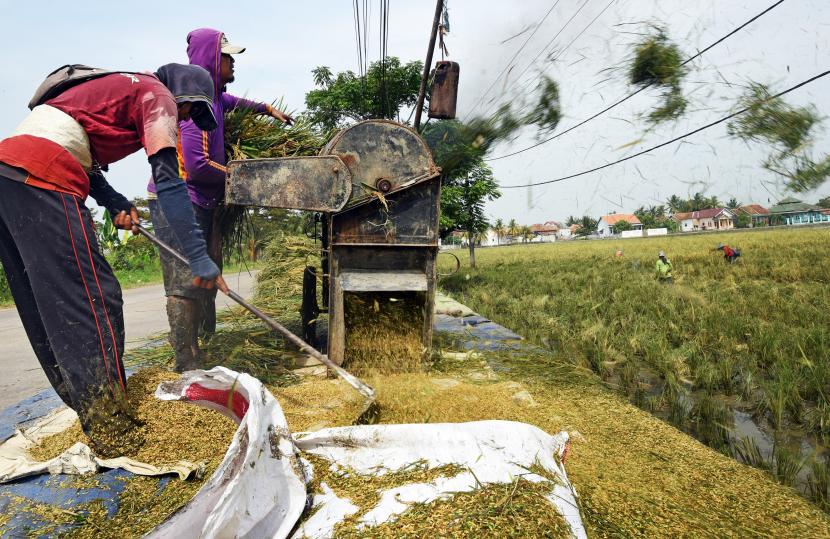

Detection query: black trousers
xmin=0 ymin=177 xmax=126 ymax=429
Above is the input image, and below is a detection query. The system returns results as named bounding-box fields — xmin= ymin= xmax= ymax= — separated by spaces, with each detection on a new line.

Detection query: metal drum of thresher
xmin=319 ymin=120 xmax=441 ymax=367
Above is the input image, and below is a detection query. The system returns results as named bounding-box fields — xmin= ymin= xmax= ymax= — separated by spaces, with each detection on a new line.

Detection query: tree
xmin=440 ymin=164 xmax=501 ymax=268
xmin=493 ymin=218 xmax=504 ymax=245
xmin=818 ymin=196 xmax=830 ymax=209
xmin=507 ymin=218 xmax=519 ymax=239
xmin=612 ymin=220 xmax=633 ymax=234
xmin=423 ymin=119 xmax=500 ymax=242
xmin=726 ymin=197 xmax=741 ymax=209
xmin=735 ymin=212 xmax=752 ymax=229
xmin=634 ymin=205 xmax=677 ymax=231
xmin=520 ymin=225 xmax=534 ymax=243
xmin=665 ymin=192 xmax=722 ymax=213
xmin=575 ymin=216 xmax=598 ymax=236
xmin=666 ymin=195 xmax=684 ymax=214
xmin=305 ymin=57 xmax=423 ymax=131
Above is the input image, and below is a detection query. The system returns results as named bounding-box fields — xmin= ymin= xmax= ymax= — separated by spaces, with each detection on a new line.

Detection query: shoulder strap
xmin=28 ymin=64 xmax=141 ymax=110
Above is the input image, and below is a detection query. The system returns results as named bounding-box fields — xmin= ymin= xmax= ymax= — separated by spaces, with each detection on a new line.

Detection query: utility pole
xmin=414 ymin=0 xmax=443 ymax=131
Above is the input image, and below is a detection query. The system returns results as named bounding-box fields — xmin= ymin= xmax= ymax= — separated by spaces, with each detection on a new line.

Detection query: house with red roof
xmin=597 ymin=213 xmax=642 ymax=236
xmin=734 ymin=204 xmax=770 ymax=227
xmin=529 ymin=222 xmax=559 ymax=243
xmin=672 ymin=208 xmax=735 ymax=232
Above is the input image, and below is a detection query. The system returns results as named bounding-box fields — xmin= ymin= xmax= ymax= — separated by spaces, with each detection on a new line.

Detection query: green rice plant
xmin=439 ymin=227 xmax=830 ymax=478
xmin=804 ymin=402 xmax=830 ymax=437
xmin=807 ymin=457 xmax=830 ymax=512
xmin=690 ymin=394 xmax=731 ymax=450
xmin=738 ymin=367 xmax=756 ymax=402
xmin=731 ymin=435 xmax=770 ymax=471
xmin=620 ymin=361 xmax=638 ymax=394
xmin=772 ymin=443 xmax=806 ymax=487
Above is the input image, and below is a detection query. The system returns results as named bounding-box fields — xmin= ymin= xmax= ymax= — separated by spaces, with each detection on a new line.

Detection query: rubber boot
xmin=199 ymin=291 xmax=218 ymax=340
xmin=167 ymin=296 xmax=202 ymax=372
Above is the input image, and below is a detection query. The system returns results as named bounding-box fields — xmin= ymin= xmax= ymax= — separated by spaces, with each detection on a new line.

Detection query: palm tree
xmin=493 ymin=218 xmax=504 ymax=245
xmin=726 ymin=197 xmax=741 ymax=209
xmin=507 ymin=218 xmax=518 ymax=242
xmin=691 ymin=192 xmax=706 ymax=211
xmin=521 ymin=225 xmax=534 ymax=243
xmin=666 ymin=195 xmax=684 ymax=214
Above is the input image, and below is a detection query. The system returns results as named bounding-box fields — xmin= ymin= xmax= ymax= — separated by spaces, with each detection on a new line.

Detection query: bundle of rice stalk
xmin=219 ymin=105 xmax=328 ymax=259
xmin=628 ymin=26 xmax=688 ymax=125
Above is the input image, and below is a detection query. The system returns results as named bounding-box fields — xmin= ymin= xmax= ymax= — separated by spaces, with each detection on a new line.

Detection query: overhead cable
xmin=497 ymin=68 xmax=830 ymax=188
xmin=464 ymin=0 xmax=563 ymax=119
xmin=486 ymin=0 xmax=787 ymax=161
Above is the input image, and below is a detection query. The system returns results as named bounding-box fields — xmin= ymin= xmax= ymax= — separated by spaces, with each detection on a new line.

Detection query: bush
xmin=108 ymin=235 xmax=158 ymax=272
xmin=0 ymin=270 xmax=11 ymax=304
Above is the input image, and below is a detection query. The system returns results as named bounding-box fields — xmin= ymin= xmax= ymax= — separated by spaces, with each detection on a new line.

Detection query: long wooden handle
xmin=136 ymin=224 xmax=376 ymax=400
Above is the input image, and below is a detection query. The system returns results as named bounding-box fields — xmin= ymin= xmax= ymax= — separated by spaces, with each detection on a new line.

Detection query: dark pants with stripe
xmin=0 ymin=176 xmax=126 ymax=432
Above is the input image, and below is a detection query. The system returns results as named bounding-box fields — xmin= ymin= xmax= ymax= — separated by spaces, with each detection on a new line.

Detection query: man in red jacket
xmin=0 ymin=63 xmax=226 ymax=453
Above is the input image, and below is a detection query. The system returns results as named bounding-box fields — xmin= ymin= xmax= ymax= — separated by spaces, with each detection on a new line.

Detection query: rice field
xmin=13 ymin=230 xmax=830 ymax=536
xmin=439 ymin=225 xmax=830 ymax=506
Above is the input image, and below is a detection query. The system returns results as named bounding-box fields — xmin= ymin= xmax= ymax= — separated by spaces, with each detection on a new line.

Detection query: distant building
xmin=768 ymin=197 xmax=830 ymax=226
xmin=558 ymin=224 xmax=579 ymax=239
xmin=597 ymin=213 xmax=643 ymax=236
xmin=673 ymin=208 xmax=735 ymax=232
xmin=734 ymin=204 xmax=770 ymax=227
xmin=529 ymin=222 xmax=559 ymax=243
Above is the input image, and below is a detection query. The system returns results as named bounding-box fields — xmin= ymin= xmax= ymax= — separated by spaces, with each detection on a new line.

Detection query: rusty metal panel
xmin=321 ymin=120 xmax=437 ymax=206
xmin=225 ymin=156 xmax=352 ymax=211
xmin=428 ymin=61 xmax=459 ymax=120
xmin=331 ymin=177 xmax=441 ymax=245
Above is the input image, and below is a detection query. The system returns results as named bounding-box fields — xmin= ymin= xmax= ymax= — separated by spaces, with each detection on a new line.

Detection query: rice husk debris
xmin=343 ymin=291 xmax=426 ymax=376
xmin=16 ymin=370 xmax=236 ymax=538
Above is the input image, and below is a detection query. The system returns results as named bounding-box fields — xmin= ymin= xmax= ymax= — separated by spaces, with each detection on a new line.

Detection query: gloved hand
xmin=149 ymin=148 xmax=221 ymax=283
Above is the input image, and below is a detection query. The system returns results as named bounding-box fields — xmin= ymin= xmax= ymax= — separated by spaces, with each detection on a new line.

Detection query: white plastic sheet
xmin=146 ymin=367 xmax=308 ymax=539
xmin=292 ymin=421 xmax=586 ymax=538
xmin=3 ymin=367 xmax=587 ymax=538
xmin=0 ymin=407 xmax=202 ymax=482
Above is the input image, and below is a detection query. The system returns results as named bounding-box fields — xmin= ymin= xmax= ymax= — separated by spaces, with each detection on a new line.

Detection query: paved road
xmin=0 ymin=271 xmax=258 ymax=409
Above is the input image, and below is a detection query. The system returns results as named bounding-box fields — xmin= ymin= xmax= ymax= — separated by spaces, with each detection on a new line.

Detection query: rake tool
xmin=136 ymin=224 xmax=376 ymax=402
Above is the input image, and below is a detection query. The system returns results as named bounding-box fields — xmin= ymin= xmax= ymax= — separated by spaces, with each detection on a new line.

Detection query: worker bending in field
xmin=656 ymin=250 xmax=673 ymax=284
xmin=0 ymin=63 xmax=227 ymax=453
xmin=716 ymin=243 xmax=741 ymax=263
xmin=148 ymin=28 xmax=293 ymax=372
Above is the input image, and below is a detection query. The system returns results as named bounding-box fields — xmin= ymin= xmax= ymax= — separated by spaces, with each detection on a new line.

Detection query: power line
xmin=497 ymin=68 xmax=830 ymax=189
xmin=486 ymin=0 xmax=787 ymax=162
xmin=480 ymin=0 xmax=602 ymax=120
xmin=465 ymin=0 xmax=562 ymax=120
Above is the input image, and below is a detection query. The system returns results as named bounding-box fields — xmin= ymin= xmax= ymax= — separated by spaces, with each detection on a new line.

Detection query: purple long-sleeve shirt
xmin=148 ymin=28 xmax=270 ymax=209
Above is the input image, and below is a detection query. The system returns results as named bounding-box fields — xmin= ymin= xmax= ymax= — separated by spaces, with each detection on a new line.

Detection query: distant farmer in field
xmin=656 ymin=251 xmax=673 ymax=284
xmin=148 ymin=28 xmax=294 ymax=372
xmin=0 ymin=63 xmax=226 ymax=452
xmin=716 ymin=243 xmax=741 ymax=264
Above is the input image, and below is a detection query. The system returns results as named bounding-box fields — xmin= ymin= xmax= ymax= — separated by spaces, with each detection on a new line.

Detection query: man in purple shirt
xmin=149 ymin=28 xmax=292 ymax=371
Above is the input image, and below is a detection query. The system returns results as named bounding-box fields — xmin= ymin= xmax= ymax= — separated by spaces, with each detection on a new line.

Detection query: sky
xmin=0 ymin=0 xmax=828 ymax=225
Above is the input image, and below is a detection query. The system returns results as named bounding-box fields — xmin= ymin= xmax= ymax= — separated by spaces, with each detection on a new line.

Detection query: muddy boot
xmin=167 ymin=296 xmax=202 ymax=373
xmin=198 ymin=291 xmax=217 ymax=341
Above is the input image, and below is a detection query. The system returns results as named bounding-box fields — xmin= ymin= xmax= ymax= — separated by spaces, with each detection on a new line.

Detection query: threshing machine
xmin=226 ymin=120 xmax=441 ymax=365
